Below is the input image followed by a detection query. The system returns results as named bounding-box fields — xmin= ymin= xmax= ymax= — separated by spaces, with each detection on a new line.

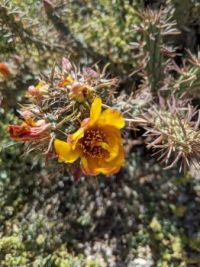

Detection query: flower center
xmin=79 ymin=128 xmax=106 ymax=158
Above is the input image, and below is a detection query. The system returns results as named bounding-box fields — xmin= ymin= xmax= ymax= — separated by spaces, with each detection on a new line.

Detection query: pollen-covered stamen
xmin=79 ymin=128 xmax=107 ymax=158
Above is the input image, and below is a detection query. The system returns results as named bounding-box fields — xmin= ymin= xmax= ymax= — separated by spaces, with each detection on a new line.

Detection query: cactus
xmin=1 ymin=1 xmax=200 ymax=266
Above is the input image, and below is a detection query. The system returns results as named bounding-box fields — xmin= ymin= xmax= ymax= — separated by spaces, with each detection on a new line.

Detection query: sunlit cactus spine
xmin=143 ymin=99 xmax=200 ymax=171
xmin=173 ymin=52 xmax=200 ymax=97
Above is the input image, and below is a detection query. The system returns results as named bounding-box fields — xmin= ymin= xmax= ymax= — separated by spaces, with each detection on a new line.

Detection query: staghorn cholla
xmin=143 ymin=99 xmax=200 ymax=171
xmin=7 ymin=57 xmax=200 ymax=174
xmin=6 ymin=2 xmax=200 ymax=177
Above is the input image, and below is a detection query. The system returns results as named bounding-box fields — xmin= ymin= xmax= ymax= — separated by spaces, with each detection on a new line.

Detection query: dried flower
xmin=54 ymin=97 xmax=125 ymax=176
xmin=58 ymin=75 xmax=74 ymax=88
xmin=69 ymin=83 xmax=94 ymax=102
xmin=8 ymin=119 xmax=51 ymax=141
xmin=58 ymin=73 xmax=94 ymax=102
xmin=27 ymin=80 xmax=49 ymax=98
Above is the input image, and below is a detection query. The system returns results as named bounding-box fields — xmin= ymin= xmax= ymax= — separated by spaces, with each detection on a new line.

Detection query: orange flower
xmin=0 ymin=63 xmax=10 ymax=78
xmin=8 ymin=119 xmax=50 ymax=141
xmin=54 ymin=98 xmax=125 ymax=176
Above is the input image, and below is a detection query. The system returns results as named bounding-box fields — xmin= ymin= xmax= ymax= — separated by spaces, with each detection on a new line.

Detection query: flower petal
xmin=80 ymin=143 xmax=124 ymax=176
xmin=54 ymin=139 xmax=80 ymax=163
xmin=58 ymin=75 xmax=73 ymax=87
xmin=105 ymin=136 xmax=120 ymax=162
xmin=98 ymin=108 xmax=125 ymax=129
xmin=68 ymin=128 xmax=85 ymax=149
xmin=101 ymin=125 xmax=122 ymax=162
xmin=89 ymin=97 xmax=102 ymax=126
xmin=81 ymin=157 xmax=99 ymax=176
xmin=8 ymin=124 xmax=30 ymax=141
xmin=96 ymin=145 xmax=124 ymax=175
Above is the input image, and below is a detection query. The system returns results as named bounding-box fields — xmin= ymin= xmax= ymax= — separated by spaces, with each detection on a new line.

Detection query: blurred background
xmin=0 ymin=0 xmax=200 ymax=266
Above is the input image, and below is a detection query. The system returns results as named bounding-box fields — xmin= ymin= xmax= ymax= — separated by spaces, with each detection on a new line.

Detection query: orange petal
xmin=96 ymin=145 xmax=124 ymax=175
xmin=80 ymin=144 xmax=124 ymax=176
xmin=101 ymin=125 xmax=123 ymax=162
xmin=0 ymin=63 xmax=10 ymax=77
xmin=7 ymin=123 xmax=49 ymax=141
xmin=54 ymin=139 xmax=80 ymax=163
xmin=58 ymin=75 xmax=74 ymax=87
xmin=8 ymin=124 xmax=30 ymax=141
xmin=24 ymin=117 xmax=37 ymax=127
xmin=89 ymin=97 xmax=102 ymax=126
xmin=98 ymin=108 xmax=125 ymax=129
xmin=81 ymin=157 xmax=99 ymax=176
xmin=105 ymin=131 xmax=120 ymax=162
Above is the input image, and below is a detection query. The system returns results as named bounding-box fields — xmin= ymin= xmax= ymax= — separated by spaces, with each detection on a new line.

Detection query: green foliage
xmin=63 ymin=0 xmax=141 ymax=73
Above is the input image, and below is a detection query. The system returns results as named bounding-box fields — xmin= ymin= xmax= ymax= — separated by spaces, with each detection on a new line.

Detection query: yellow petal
xmin=96 ymin=141 xmax=110 ymax=150
xmin=59 ymin=75 xmax=74 ymax=87
xmin=98 ymin=108 xmax=125 ymax=129
xmin=68 ymin=128 xmax=85 ymax=149
xmin=81 ymin=157 xmax=99 ymax=176
xmin=96 ymin=137 xmax=119 ymax=162
xmin=25 ymin=117 xmax=37 ymax=127
xmin=80 ymin=143 xmax=124 ymax=176
xmin=96 ymin=146 xmax=124 ymax=175
xmin=89 ymin=97 xmax=102 ymax=126
xmin=102 ymin=125 xmax=122 ymax=162
xmin=54 ymin=139 xmax=80 ymax=163
xmin=106 ymin=139 xmax=119 ymax=162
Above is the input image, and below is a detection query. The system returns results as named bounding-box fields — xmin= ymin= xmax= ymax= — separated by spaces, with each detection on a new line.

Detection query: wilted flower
xmin=58 ymin=74 xmax=94 ymax=102
xmin=56 ymin=58 xmax=117 ymax=103
xmin=58 ymin=75 xmax=74 ymax=87
xmin=83 ymin=67 xmax=99 ymax=80
xmin=69 ymin=83 xmax=94 ymax=102
xmin=27 ymin=80 xmax=49 ymax=98
xmin=54 ymin=97 xmax=125 ymax=176
xmin=8 ymin=119 xmax=51 ymax=141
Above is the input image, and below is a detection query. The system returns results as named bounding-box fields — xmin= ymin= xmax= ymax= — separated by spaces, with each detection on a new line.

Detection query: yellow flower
xmin=54 ymin=98 xmax=125 ymax=176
